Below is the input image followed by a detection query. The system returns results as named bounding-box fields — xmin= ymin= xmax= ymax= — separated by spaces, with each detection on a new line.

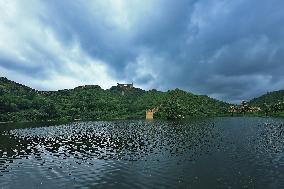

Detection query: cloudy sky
xmin=0 ymin=0 xmax=284 ymax=103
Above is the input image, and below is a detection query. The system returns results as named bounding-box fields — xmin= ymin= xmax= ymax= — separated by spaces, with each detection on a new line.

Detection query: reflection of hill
xmin=3 ymin=120 xmax=221 ymax=162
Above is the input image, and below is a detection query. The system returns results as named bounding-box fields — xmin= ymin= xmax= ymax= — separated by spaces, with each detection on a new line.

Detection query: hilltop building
xmin=117 ymin=83 xmax=133 ymax=88
xmin=117 ymin=83 xmax=133 ymax=95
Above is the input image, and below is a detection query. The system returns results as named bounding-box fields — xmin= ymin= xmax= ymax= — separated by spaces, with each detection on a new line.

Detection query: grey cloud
xmin=137 ymin=0 xmax=284 ymax=102
xmin=1 ymin=0 xmax=284 ymax=102
xmin=40 ymin=1 xmax=137 ymax=75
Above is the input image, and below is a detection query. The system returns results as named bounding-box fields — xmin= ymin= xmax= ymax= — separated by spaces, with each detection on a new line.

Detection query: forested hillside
xmin=249 ymin=90 xmax=284 ymax=107
xmin=0 ymin=77 xmax=230 ymax=122
xmin=249 ymin=90 xmax=284 ymax=116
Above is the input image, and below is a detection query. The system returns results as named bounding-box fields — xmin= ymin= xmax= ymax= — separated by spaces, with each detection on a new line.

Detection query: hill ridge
xmin=1 ymin=77 xmax=229 ymax=122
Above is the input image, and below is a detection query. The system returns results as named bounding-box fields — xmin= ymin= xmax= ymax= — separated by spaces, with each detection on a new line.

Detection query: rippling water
xmin=0 ymin=117 xmax=284 ymax=188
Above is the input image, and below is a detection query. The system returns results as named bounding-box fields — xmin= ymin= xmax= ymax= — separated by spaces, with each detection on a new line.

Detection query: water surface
xmin=0 ymin=117 xmax=284 ymax=188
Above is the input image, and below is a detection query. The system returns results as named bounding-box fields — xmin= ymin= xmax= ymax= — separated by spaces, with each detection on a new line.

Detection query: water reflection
xmin=1 ymin=120 xmax=221 ymax=163
xmin=0 ymin=118 xmax=284 ymax=188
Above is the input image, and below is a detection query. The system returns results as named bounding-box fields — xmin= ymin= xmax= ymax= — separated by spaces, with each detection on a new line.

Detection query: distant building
xmin=228 ymin=100 xmax=261 ymax=116
xmin=117 ymin=83 xmax=133 ymax=88
xmin=241 ymin=100 xmax=248 ymax=106
xmin=117 ymin=83 xmax=133 ymax=95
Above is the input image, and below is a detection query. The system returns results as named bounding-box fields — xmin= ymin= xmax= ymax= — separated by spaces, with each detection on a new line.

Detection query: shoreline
xmin=1 ymin=115 xmax=284 ymax=125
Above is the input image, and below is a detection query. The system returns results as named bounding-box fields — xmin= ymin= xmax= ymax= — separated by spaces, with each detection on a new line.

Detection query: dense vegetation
xmin=249 ymin=90 xmax=284 ymax=106
xmin=249 ymin=90 xmax=284 ymax=117
xmin=0 ymin=77 xmax=230 ymax=122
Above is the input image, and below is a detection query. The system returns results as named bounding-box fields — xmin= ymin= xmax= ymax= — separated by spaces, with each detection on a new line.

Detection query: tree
xmin=263 ymin=103 xmax=270 ymax=116
xmin=40 ymin=103 xmax=58 ymax=120
xmin=161 ymin=95 xmax=187 ymax=120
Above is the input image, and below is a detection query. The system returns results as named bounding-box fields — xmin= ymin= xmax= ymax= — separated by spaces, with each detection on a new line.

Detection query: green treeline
xmin=0 ymin=77 xmax=229 ymax=122
xmin=2 ymin=76 xmax=284 ymax=122
xmin=249 ymin=90 xmax=284 ymax=117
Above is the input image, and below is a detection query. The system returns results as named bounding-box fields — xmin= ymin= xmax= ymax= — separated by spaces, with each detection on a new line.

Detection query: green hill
xmin=248 ymin=90 xmax=284 ymax=117
xmin=249 ymin=90 xmax=284 ymax=108
xmin=0 ymin=77 xmax=51 ymax=122
xmin=0 ymin=77 xmax=230 ymax=122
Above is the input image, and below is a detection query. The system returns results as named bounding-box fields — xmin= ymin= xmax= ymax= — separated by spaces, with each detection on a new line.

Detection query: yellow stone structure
xmin=146 ymin=108 xmax=158 ymax=120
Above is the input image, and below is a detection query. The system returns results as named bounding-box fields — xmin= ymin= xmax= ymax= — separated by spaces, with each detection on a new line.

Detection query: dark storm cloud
xmin=1 ymin=0 xmax=284 ymax=102
xmin=130 ymin=0 xmax=284 ymax=102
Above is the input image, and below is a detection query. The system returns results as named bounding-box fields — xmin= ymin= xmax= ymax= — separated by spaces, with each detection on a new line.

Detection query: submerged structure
xmin=146 ymin=108 xmax=158 ymax=120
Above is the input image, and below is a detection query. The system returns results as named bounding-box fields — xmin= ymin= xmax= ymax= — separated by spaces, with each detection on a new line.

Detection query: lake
xmin=0 ymin=117 xmax=284 ymax=188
